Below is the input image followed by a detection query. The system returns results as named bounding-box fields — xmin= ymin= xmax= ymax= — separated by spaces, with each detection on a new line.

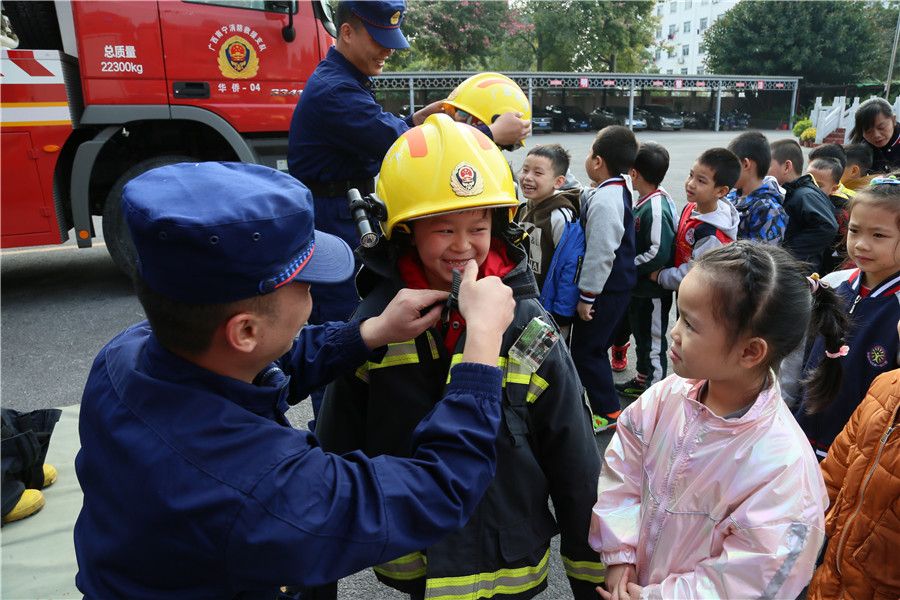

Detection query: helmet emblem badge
xmin=450 ymin=163 xmax=483 ymax=197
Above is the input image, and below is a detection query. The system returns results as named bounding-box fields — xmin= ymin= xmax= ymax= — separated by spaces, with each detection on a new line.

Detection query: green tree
xmin=702 ymin=1 xmax=878 ymax=84
xmin=400 ymin=0 xmax=512 ymax=71
xmin=510 ymin=0 xmax=655 ymax=72
xmin=865 ymin=1 xmax=900 ymax=83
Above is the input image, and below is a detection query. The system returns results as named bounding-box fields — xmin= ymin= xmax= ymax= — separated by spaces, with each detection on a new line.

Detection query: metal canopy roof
xmin=374 ymin=72 xmax=800 ymax=92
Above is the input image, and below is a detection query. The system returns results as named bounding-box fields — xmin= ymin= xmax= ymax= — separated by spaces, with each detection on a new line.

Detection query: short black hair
xmin=850 ymin=98 xmax=895 ymax=144
xmin=697 ymin=147 xmax=741 ymax=189
xmin=633 ymin=142 xmax=670 ymax=186
xmin=808 ymin=157 xmax=843 ymax=188
xmin=527 ymin=144 xmax=570 ymax=178
xmin=809 ymin=143 xmax=847 ymax=171
xmin=845 ymin=143 xmax=874 ymax=172
xmin=727 ymin=131 xmax=771 ymax=179
xmin=135 ymin=278 xmax=275 ymax=356
xmin=770 ymin=139 xmax=804 ymax=176
xmin=591 ymin=125 xmax=638 ymax=176
xmin=335 ymin=1 xmax=362 ymax=30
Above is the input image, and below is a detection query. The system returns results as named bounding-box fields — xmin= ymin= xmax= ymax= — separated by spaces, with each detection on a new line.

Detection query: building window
xmin=669 ymin=24 xmax=677 ymax=37
xmin=682 ymin=44 xmax=690 ymax=56
xmin=684 ymin=0 xmax=692 ymax=8
xmin=697 ymin=66 xmax=706 ymax=75
xmin=683 ymin=20 xmax=691 ymax=33
xmin=701 ymin=0 xmax=708 ymax=4
xmin=657 ymin=4 xmax=664 ymax=16
xmin=681 ymin=68 xmax=689 ymax=75
xmin=670 ymin=1 xmax=677 ymax=13
xmin=655 ymin=49 xmax=662 ymax=60
xmin=668 ymin=47 xmax=675 ymax=58
xmin=666 ymin=69 xmax=674 ymax=75
xmin=700 ymin=17 xmax=708 ymax=31
xmin=656 ymin=26 xmax=662 ymax=38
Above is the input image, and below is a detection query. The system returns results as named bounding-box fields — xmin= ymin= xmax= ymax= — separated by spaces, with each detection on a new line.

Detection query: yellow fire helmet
xmin=443 ymin=72 xmax=531 ymax=144
xmin=376 ymin=113 xmax=518 ymax=239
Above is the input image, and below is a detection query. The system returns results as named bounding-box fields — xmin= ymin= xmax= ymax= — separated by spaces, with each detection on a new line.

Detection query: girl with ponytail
xmin=591 ymin=241 xmax=834 ymax=600
xmin=795 ymin=179 xmax=900 ymax=459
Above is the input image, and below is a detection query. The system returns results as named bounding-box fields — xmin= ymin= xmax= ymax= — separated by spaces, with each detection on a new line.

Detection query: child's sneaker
xmin=2 ymin=489 xmax=45 ymax=525
xmin=615 ymin=375 xmax=648 ymax=399
xmin=592 ymin=411 xmax=622 ymax=433
xmin=610 ymin=343 xmax=630 ymax=372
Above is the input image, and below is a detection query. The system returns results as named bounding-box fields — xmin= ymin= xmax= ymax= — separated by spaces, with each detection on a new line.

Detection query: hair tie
xmin=807 ymin=273 xmax=820 ymax=293
xmin=825 ymin=345 xmax=850 ymax=359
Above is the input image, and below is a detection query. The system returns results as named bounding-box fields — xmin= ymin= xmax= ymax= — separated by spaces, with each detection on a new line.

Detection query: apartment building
xmin=651 ymin=0 xmax=737 ymax=75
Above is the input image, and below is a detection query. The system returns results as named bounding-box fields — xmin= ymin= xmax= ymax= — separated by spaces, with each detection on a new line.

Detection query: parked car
xmin=681 ymin=111 xmax=711 ymax=129
xmin=546 ymin=105 xmax=591 ymax=132
xmin=532 ymin=110 xmax=554 ymax=133
xmin=608 ymin=106 xmax=647 ymax=130
xmin=640 ymin=105 xmax=684 ymax=130
xmin=589 ymin=107 xmax=617 ymax=130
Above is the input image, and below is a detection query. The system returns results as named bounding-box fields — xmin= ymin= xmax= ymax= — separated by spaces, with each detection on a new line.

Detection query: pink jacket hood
xmin=590 ymin=374 xmax=827 ymax=599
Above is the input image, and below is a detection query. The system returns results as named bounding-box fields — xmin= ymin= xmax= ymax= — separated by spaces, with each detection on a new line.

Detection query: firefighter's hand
xmin=489 ymin=111 xmax=531 ymax=147
xmin=361 ymin=288 xmax=448 ymax=349
xmin=458 ymin=260 xmax=514 ymax=365
xmin=412 ymin=100 xmax=446 ymax=126
xmin=577 ymin=300 xmax=595 ymax=321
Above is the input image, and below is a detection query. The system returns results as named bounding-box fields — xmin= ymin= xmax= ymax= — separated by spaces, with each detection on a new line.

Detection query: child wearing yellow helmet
xmin=316 ymin=114 xmax=604 ymax=600
xmin=442 ymin=72 xmax=533 ymax=150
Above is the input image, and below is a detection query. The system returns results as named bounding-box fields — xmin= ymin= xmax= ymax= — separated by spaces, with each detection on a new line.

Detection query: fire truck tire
xmin=102 ymin=155 xmax=194 ymax=279
xmin=3 ymin=1 xmax=63 ymax=50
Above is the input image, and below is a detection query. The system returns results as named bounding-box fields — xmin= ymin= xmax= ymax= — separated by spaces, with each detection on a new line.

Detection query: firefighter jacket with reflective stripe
xmin=317 ymin=238 xmax=604 ymax=600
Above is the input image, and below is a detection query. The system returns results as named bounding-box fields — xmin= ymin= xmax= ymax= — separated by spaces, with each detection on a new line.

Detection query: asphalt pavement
xmin=0 ymin=129 xmax=796 ymax=599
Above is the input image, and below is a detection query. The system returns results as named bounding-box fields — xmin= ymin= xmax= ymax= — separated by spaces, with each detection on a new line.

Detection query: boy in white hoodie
xmin=652 ymin=148 xmax=741 ymax=291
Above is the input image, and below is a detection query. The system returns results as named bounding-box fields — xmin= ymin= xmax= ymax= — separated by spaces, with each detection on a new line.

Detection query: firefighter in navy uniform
xmin=288 ymin=1 xmax=531 ymax=422
xmin=73 ymin=162 xmax=519 ymax=599
xmin=316 ymin=115 xmax=605 ymax=600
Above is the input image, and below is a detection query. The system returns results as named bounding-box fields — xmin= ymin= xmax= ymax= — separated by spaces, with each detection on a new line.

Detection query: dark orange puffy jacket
xmin=808 ymin=370 xmax=900 ymax=600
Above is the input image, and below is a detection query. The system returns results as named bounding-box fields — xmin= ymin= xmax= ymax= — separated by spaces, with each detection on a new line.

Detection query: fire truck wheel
xmin=102 ymin=155 xmax=194 ymax=279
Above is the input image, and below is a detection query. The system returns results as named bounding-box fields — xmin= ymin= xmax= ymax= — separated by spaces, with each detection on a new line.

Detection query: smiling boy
xmin=518 ymin=144 xmax=585 ymax=333
xmin=316 ymin=115 xmax=603 ymax=600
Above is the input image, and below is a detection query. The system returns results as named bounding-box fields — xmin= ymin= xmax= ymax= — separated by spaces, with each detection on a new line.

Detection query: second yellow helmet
xmin=443 ymin=72 xmax=531 ymax=141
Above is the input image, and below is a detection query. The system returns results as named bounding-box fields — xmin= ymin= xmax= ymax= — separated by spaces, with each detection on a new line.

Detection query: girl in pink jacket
xmin=591 ymin=242 xmax=846 ymax=600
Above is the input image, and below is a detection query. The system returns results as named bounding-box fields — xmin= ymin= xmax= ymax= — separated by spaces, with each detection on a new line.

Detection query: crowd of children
xmin=512 ymin=119 xmax=900 ymax=598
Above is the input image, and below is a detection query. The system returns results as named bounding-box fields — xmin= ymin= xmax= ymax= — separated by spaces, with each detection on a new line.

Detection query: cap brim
xmin=363 ymin=23 xmax=409 ymax=50
xmin=293 ymin=231 xmax=356 ymax=284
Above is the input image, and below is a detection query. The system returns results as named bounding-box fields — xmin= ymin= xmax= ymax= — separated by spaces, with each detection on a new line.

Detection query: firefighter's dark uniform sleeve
xmin=315 ymin=357 xmax=370 ymax=455
xmin=226 ymin=363 xmax=504 ymax=588
xmin=530 ymin=340 xmax=605 ymax=598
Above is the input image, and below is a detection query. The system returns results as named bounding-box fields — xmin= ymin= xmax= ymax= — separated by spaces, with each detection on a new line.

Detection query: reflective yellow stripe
xmin=368 ymin=340 xmax=420 ymax=370
xmin=374 ymin=551 xmax=427 ymax=581
xmin=426 ymin=331 xmax=440 ymax=359
xmin=525 ymin=373 xmax=549 ymax=404
xmin=562 ymin=556 xmax=606 ymax=584
xmin=355 ymin=363 xmax=370 ymax=383
xmin=447 ymin=354 xmax=507 ymax=385
xmin=425 ymin=548 xmax=550 ymax=600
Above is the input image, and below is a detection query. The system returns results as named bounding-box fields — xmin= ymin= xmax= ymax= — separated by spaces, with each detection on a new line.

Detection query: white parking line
xmin=1 ymin=242 xmax=106 ymax=256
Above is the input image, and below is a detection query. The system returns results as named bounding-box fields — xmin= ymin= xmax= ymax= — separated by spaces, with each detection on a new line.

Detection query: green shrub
xmin=793 ymin=118 xmax=812 ymax=138
xmin=800 ymin=127 xmax=817 ymax=142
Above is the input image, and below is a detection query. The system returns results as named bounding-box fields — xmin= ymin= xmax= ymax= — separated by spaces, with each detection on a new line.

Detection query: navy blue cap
xmin=122 ymin=162 xmax=355 ymax=304
xmin=345 ymin=0 xmax=409 ymax=50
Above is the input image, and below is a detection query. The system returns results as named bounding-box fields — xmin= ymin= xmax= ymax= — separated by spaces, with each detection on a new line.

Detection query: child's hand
xmin=648 ymin=270 xmax=660 ymax=283
xmin=596 ymin=563 xmax=636 ymax=600
xmin=577 ymin=300 xmax=594 ymax=321
xmin=625 ymin=583 xmax=644 ymax=599
xmin=458 ymin=260 xmax=515 ymax=365
xmin=360 ymin=288 xmax=449 ymax=349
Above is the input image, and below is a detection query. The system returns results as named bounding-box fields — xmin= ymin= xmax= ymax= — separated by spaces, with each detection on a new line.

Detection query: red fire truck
xmin=1 ymin=1 xmax=335 ymax=275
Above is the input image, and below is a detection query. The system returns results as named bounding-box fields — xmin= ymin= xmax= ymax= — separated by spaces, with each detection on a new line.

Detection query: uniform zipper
xmin=835 ymin=422 xmax=896 ymax=575
xmin=848 ymin=294 xmax=861 ymax=315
